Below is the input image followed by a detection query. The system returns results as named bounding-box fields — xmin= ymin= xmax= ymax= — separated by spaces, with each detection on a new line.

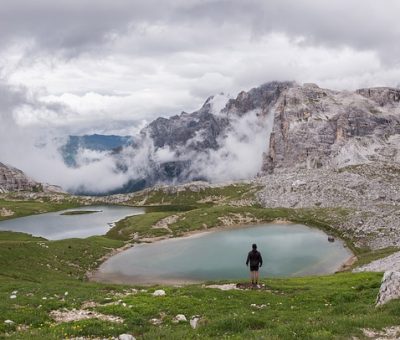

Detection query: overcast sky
xmin=1 ymin=0 xmax=400 ymax=131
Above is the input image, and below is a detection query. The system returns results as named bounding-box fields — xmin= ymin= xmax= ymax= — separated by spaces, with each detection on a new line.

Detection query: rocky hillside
xmin=0 ymin=162 xmax=40 ymax=193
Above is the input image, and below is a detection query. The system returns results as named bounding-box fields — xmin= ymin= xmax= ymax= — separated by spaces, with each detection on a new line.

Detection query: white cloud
xmin=4 ymin=31 xmax=400 ymax=130
xmin=1 ymin=1 xmax=400 ymax=191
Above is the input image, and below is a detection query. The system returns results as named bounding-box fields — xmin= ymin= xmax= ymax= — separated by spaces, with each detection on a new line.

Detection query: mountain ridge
xmin=116 ymin=81 xmax=399 ymax=193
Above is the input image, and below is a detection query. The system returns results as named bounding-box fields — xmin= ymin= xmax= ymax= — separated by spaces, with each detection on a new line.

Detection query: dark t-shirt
xmin=246 ymin=250 xmax=263 ymax=267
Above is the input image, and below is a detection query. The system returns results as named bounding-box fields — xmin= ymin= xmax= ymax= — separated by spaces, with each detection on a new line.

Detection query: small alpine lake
xmin=93 ymin=223 xmax=353 ymax=285
xmin=0 ymin=205 xmax=145 ymax=240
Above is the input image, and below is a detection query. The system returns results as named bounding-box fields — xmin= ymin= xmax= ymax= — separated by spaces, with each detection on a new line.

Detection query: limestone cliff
xmin=260 ymin=83 xmax=400 ymax=173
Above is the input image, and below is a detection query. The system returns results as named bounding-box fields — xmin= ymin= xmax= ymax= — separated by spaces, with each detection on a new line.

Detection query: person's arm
xmin=259 ymin=252 xmax=263 ymax=267
xmin=246 ymin=253 xmax=250 ymax=266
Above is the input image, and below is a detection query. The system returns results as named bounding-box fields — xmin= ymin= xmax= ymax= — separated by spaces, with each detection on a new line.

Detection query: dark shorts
xmin=250 ymin=265 xmax=259 ymax=271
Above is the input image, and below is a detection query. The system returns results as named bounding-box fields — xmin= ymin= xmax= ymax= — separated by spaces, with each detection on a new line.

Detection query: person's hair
xmin=252 ymin=243 xmax=257 ymax=250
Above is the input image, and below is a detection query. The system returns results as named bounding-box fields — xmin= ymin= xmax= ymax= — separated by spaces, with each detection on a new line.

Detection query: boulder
xmin=152 ymin=289 xmax=166 ymax=297
xmin=118 ymin=334 xmax=136 ymax=340
xmin=376 ymin=271 xmax=400 ymax=306
xmin=172 ymin=314 xmax=187 ymax=323
xmin=190 ymin=316 xmax=200 ymax=329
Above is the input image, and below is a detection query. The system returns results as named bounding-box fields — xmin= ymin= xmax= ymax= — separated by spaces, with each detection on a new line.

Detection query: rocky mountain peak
xmin=224 ymin=81 xmax=296 ymax=116
xmin=0 ymin=162 xmax=40 ymax=193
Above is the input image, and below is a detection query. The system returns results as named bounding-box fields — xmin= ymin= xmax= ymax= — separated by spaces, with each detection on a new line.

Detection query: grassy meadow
xmin=0 ymin=187 xmax=399 ymax=339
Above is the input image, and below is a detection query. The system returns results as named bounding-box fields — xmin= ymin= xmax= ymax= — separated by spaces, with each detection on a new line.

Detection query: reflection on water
xmin=95 ymin=223 xmax=352 ymax=284
xmin=0 ymin=205 xmax=144 ymax=240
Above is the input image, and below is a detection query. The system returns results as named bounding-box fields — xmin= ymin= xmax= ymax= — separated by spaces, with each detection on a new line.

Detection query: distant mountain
xmin=61 ymin=134 xmax=132 ymax=167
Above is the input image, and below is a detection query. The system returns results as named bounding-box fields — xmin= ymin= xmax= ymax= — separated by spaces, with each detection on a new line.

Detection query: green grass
xmin=107 ymin=211 xmax=174 ymax=240
xmin=0 ymin=230 xmax=398 ymax=340
xmin=60 ymin=210 xmax=100 ymax=215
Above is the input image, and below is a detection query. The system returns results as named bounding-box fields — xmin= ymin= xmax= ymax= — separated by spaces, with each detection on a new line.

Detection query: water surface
xmin=0 ymin=205 xmax=144 ymax=240
xmin=94 ymin=223 xmax=352 ymax=284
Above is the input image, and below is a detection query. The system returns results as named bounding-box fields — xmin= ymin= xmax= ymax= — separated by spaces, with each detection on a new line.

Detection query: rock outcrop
xmin=354 ymin=251 xmax=400 ymax=273
xmin=0 ymin=162 xmax=40 ymax=193
xmin=375 ymin=271 xmax=400 ymax=306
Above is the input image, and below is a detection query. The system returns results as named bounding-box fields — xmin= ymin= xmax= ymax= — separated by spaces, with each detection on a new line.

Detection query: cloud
xmin=190 ymin=108 xmax=273 ymax=182
xmin=1 ymin=0 xmax=400 ymax=61
xmin=1 ymin=0 xmax=400 ymax=192
xmin=1 ymin=1 xmax=400 ymax=130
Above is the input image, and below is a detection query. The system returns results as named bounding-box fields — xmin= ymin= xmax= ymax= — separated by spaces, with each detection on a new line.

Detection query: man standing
xmin=246 ymin=243 xmax=263 ymax=286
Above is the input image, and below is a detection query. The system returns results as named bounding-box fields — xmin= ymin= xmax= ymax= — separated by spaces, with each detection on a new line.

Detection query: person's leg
xmin=250 ymin=271 xmax=255 ymax=284
xmin=255 ymin=270 xmax=259 ymax=284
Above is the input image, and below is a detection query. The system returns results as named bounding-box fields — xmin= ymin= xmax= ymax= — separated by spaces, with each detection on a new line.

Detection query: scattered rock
xmin=81 ymin=301 xmax=99 ymax=309
xmin=236 ymin=282 xmax=268 ymax=290
xmin=250 ymin=303 xmax=267 ymax=309
xmin=16 ymin=324 xmax=30 ymax=332
xmin=4 ymin=320 xmax=14 ymax=325
xmin=376 ymin=271 xmax=400 ymax=306
xmin=206 ymin=283 xmax=238 ymax=291
xmin=363 ymin=325 xmax=400 ymax=339
xmin=190 ymin=316 xmax=201 ymax=329
xmin=118 ymin=334 xmax=136 ymax=340
xmin=172 ymin=314 xmax=187 ymax=323
xmin=0 ymin=207 xmax=14 ymax=217
xmin=152 ymin=215 xmax=179 ymax=232
xmin=50 ymin=309 xmax=124 ymax=323
xmin=152 ymin=289 xmax=166 ymax=297
xmin=149 ymin=318 xmax=162 ymax=326
xmin=10 ymin=295 xmax=16 ymax=299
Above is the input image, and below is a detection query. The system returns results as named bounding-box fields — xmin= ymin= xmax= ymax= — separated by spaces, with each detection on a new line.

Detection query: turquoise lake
xmin=94 ymin=223 xmax=352 ymax=284
xmin=0 ymin=205 xmax=144 ymax=240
